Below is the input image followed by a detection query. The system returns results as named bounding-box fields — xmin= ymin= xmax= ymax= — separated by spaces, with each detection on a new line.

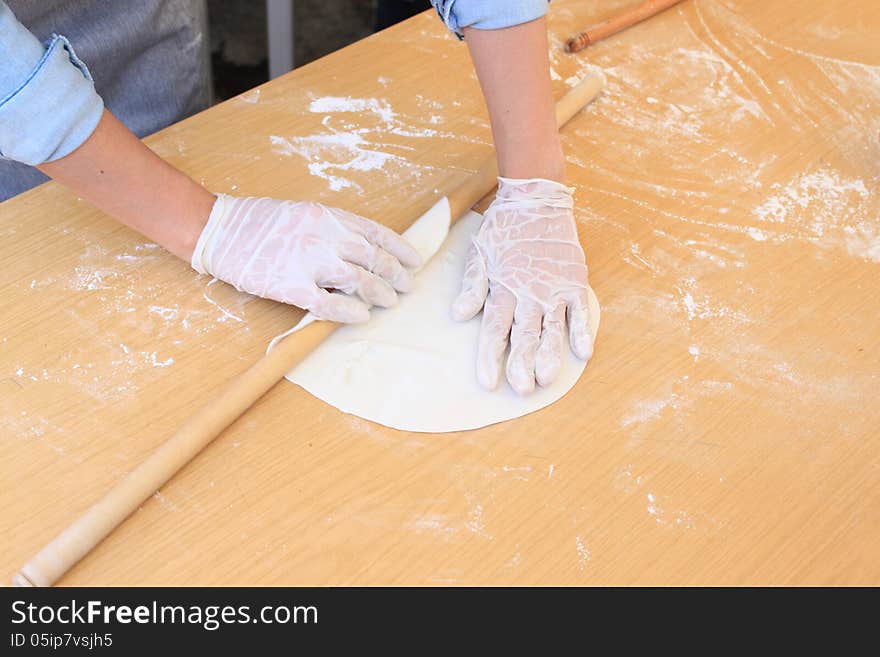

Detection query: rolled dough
xmin=269 ymin=198 xmax=600 ymax=433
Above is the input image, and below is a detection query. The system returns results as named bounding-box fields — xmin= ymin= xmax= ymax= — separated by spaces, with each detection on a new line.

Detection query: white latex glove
xmin=192 ymin=194 xmax=421 ymax=322
xmin=451 ymin=178 xmax=594 ymax=395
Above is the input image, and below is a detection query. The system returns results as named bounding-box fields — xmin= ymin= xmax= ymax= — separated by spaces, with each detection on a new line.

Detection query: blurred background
xmin=209 ymin=0 xmax=432 ymax=100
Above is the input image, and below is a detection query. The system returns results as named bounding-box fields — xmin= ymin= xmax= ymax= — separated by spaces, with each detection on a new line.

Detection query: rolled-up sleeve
xmin=0 ymin=1 xmax=103 ymax=166
xmin=430 ymin=0 xmax=549 ymax=38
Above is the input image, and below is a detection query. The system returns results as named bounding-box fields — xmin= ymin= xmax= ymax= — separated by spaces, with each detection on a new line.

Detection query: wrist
xmin=496 ymin=132 xmax=566 ymax=183
xmin=37 ymin=110 xmax=216 ymax=261
xmin=495 ymin=176 xmax=575 ymax=207
xmin=163 ymin=175 xmax=216 ymax=261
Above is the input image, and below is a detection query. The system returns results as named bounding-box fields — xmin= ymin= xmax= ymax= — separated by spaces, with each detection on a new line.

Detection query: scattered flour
xmin=622 ymin=394 xmax=682 ymax=428
xmin=152 ymin=491 xmax=179 ymax=513
xmin=270 ymin=92 xmax=488 ymax=193
xmin=409 ymin=514 xmax=459 ymax=542
xmin=70 ymin=268 xmax=117 ymax=291
xmin=575 ymin=536 xmax=590 ymax=570
xmin=753 ymin=169 xmax=869 ymax=227
xmin=238 ymin=88 xmax=261 ymax=104
xmin=645 ymin=492 xmax=695 ymax=528
xmin=202 ymin=278 xmax=244 ymax=323
xmin=750 ymin=167 xmax=875 ymax=259
xmin=148 ymin=305 xmax=179 ymax=321
xmin=843 ymin=223 xmax=880 ymax=262
xmin=309 ymin=96 xmax=396 ymax=123
xmin=676 ymin=277 xmax=749 ymax=324
xmin=271 ymin=133 xmax=398 ymax=192
xmin=466 ymin=504 xmax=489 ymax=538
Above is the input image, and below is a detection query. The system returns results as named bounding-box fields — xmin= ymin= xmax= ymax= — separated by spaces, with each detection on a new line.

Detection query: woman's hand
xmin=452 ymin=178 xmax=594 ymax=395
xmin=192 ymin=195 xmax=421 ymax=323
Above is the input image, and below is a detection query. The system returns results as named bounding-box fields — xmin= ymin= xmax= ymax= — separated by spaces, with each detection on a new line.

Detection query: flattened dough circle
xmin=274 ymin=200 xmax=599 ymax=433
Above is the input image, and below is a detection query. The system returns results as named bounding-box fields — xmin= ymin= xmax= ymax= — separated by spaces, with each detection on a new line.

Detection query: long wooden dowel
xmin=566 ymin=0 xmax=685 ymax=53
xmin=13 ymin=73 xmax=605 ymax=587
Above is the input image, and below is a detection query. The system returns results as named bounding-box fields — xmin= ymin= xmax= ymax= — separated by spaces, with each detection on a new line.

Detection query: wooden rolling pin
xmin=566 ymin=0 xmax=685 ymax=53
xmin=13 ymin=73 xmax=605 ymax=587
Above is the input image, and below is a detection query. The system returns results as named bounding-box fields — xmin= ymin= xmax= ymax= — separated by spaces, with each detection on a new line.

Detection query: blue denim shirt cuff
xmin=0 ymin=3 xmax=44 ymax=88
xmin=432 ymin=0 xmax=549 ymax=39
xmin=0 ymin=24 xmax=104 ymax=166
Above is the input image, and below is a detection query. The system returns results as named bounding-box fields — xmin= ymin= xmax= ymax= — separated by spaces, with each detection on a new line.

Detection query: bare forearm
xmin=463 ymin=17 xmax=565 ymax=182
xmin=37 ymin=110 xmax=215 ymax=260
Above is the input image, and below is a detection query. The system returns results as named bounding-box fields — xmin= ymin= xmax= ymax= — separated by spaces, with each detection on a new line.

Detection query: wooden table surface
xmin=1 ymin=0 xmax=878 ymax=585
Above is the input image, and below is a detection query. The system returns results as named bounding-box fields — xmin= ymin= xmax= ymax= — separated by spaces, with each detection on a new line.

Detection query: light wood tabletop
xmin=1 ymin=0 xmax=878 ymax=585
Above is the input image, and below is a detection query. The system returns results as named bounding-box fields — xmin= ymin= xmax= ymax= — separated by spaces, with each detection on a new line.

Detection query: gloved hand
xmin=451 ymin=178 xmax=594 ymax=395
xmin=191 ymin=194 xmax=421 ymax=322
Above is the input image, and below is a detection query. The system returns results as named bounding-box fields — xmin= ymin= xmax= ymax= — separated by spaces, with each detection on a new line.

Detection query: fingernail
xmin=451 ymin=294 xmax=477 ymax=321
xmin=535 ymin=355 xmax=561 ymax=387
xmin=363 ymin=279 xmax=397 ymax=308
xmin=393 ymin=269 xmax=413 ymax=293
xmin=572 ymin=334 xmax=594 ymax=361
xmin=505 ymin=352 xmax=535 ymax=395
xmin=400 ymin=244 xmax=422 ymax=269
xmin=509 ymin=369 xmax=535 ymax=396
xmin=377 ymin=289 xmax=398 ymax=308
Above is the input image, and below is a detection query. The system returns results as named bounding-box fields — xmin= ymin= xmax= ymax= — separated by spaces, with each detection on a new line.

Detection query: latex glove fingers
xmin=335 ymin=210 xmax=422 ymax=269
xmin=475 ymin=284 xmax=516 ymax=391
xmin=338 ymin=238 xmax=414 ymax=293
xmin=506 ymin=300 xmax=543 ymax=395
xmin=566 ymin=288 xmax=594 ymax=361
xmin=316 ymin=260 xmax=399 ymax=309
xmin=191 ymin=195 xmax=420 ymax=323
xmin=535 ymin=301 xmax=567 ymax=388
xmin=509 ymin=296 xmax=591 ymax=393
xmin=458 ymin=177 xmax=593 ymax=393
xmin=451 ymin=240 xmax=489 ymax=321
xmin=305 ymin=288 xmax=371 ymax=324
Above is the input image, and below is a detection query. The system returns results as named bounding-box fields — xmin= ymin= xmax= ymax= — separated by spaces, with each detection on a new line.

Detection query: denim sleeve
xmin=430 ymin=0 xmax=549 ymax=39
xmin=0 ymin=1 xmax=103 ymax=166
